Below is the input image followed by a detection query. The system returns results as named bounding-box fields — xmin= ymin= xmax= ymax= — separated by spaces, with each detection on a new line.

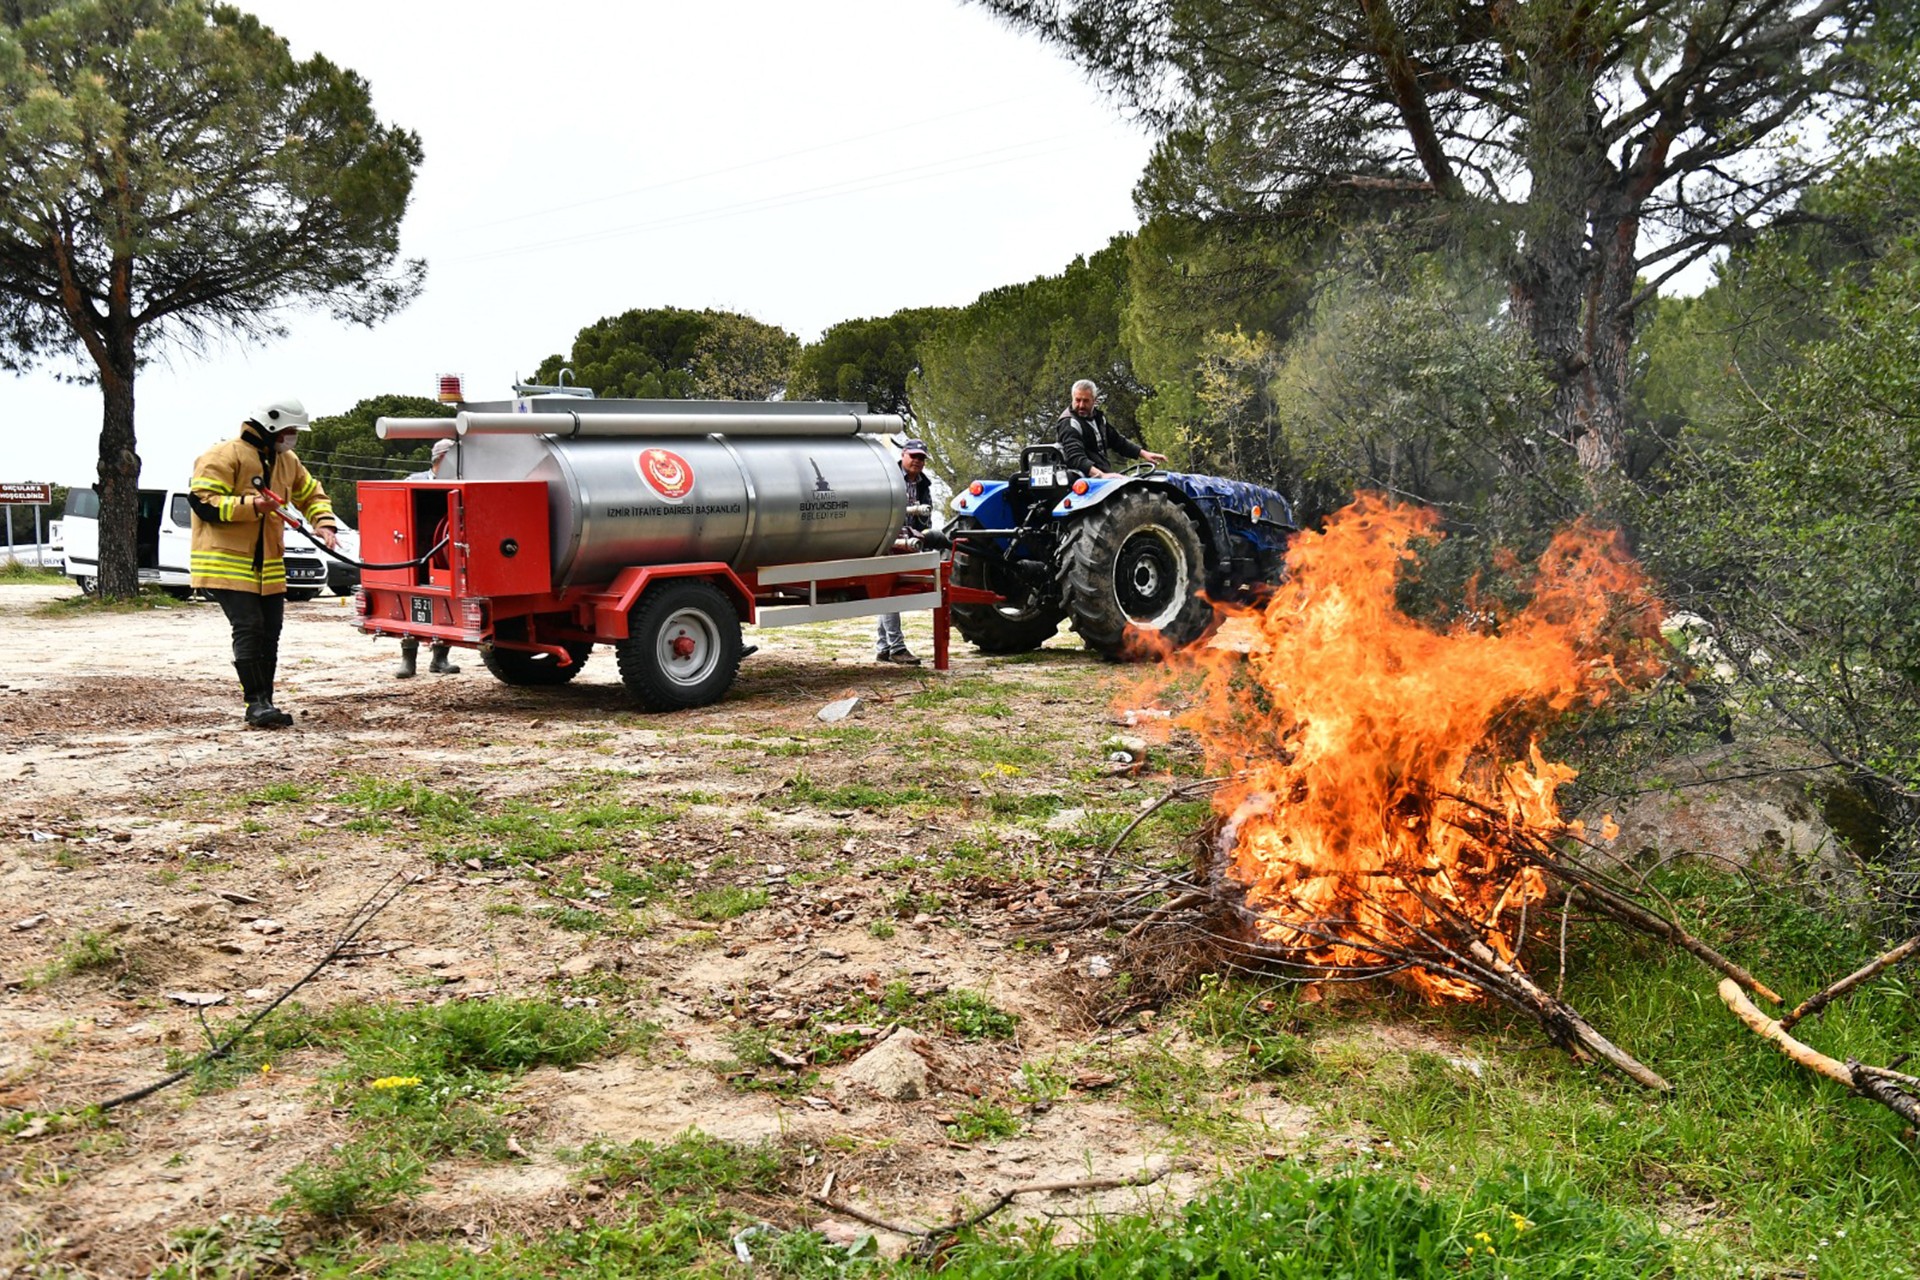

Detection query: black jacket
xmin=1055 ymin=409 xmax=1143 ymax=475
xmin=903 ymin=466 xmax=933 ymax=531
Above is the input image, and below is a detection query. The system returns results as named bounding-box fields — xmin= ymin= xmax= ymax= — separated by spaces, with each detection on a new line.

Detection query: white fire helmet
xmin=248 ymin=398 xmax=310 ymax=433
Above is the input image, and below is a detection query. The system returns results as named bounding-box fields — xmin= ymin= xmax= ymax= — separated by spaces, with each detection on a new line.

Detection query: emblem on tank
xmin=637 ymin=448 xmax=696 ymax=501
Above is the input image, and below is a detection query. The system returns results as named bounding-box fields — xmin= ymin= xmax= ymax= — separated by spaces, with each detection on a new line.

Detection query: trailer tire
xmin=617 ymin=579 xmax=742 ymax=712
xmin=1059 ymin=489 xmax=1213 ymax=660
xmin=948 ymin=517 xmax=1064 ymax=654
xmin=481 ymin=622 xmax=593 ymax=687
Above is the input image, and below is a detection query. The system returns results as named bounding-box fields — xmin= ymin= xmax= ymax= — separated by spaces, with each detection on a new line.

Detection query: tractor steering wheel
xmin=1119 ymin=461 xmax=1159 ymax=478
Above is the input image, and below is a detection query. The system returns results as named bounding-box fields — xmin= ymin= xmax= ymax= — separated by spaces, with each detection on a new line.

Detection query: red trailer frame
xmin=352 ymin=478 xmax=992 ymax=707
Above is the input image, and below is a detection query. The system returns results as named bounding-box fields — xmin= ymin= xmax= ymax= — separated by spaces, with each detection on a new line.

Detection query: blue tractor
xmin=936 ymin=446 xmax=1296 ymax=659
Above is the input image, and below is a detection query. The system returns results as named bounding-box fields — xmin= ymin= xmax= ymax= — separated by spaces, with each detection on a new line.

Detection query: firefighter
xmin=395 ymin=439 xmax=459 ymax=678
xmin=188 ymin=399 xmax=339 ymax=729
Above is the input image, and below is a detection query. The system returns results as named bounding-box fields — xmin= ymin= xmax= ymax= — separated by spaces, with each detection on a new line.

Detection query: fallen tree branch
xmin=1465 ymin=936 xmax=1671 ymax=1092
xmin=1092 ymin=776 xmax=1228 ymax=887
xmin=94 ymin=871 xmax=416 ymax=1112
xmin=808 ymin=1168 xmax=1166 ymax=1242
xmin=1780 ymin=934 xmax=1920 ymax=1030
xmin=1718 ymin=978 xmax=1920 ymax=1127
xmin=1438 ymin=799 xmax=1783 ymax=1005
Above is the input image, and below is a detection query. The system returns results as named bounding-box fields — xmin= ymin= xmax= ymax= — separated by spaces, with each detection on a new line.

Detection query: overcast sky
xmin=2 ymin=0 xmax=1153 ymax=489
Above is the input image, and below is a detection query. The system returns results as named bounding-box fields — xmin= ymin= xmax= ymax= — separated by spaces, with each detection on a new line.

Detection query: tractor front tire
xmin=948 ymin=517 xmax=1065 ymax=654
xmin=616 ymin=579 xmax=743 ymax=712
xmin=1060 ymin=489 xmax=1213 ymax=660
xmin=481 ymin=619 xmax=593 ymax=687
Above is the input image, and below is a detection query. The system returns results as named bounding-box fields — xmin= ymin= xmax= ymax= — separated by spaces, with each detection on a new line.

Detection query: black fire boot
xmin=237 ymin=660 xmax=283 ymax=729
xmin=395 ymin=636 xmax=419 ymax=679
xmin=246 ymin=659 xmax=293 ymax=729
xmin=428 ymin=642 xmax=460 ymax=675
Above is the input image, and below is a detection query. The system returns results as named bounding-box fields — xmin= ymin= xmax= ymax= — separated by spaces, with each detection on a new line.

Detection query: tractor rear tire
xmin=948 ymin=517 xmax=1065 ymax=654
xmin=481 ymin=619 xmax=593 ymax=687
xmin=1059 ymin=489 xmax=1213 ymax=660
xmin=616 ymin=579 xmax=743 ymax=712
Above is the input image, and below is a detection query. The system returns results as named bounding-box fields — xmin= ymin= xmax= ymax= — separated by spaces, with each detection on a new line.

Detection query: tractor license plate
xmin=409 ymin=595 xmax=435 ymax=625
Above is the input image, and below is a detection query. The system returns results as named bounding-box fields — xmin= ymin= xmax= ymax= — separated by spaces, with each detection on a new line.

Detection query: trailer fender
xmin=584 ymin=563 xmax=757 ymax=637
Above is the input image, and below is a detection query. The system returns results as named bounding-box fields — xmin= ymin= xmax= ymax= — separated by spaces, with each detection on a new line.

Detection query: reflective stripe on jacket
xmin=188 ymin=430 xmax=337 ymax=595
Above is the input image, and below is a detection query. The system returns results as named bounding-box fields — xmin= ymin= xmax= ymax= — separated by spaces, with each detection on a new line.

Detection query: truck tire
xmin=616 ymin=579 xmax=742 ymax=712
xmin=1059 ymin=489 xmax=1213 ymax=659
xmin=948 ymin=517 xmax=1065 ymax=654
xmin=481 ymin=620 xmax=593 ymax=687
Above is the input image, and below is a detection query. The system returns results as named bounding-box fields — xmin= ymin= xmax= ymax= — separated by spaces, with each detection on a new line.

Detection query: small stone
xmin=166 ymin=991 xmax=227 ymax=1007
xmin=248 ymin=918 xmax=283 ymax=935
xmin=817 ymin=696 xmax=862 ymax=723
xmin=9 ymin=914 xmax=46 ymax=932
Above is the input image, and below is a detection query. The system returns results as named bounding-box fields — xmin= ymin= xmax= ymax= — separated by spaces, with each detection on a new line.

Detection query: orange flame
xmin=1161 ymin=495 xmax=1663 ymax=1000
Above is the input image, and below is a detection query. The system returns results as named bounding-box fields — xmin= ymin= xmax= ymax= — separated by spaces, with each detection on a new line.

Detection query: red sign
xmin=0 ymin=483 xmax=51 ymax=504
xmin=636 ymin=449 xmax=695 ymax=502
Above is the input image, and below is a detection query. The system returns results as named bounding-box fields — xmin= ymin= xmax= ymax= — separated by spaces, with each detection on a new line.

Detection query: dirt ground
xmin=0 ymin=584 xmax=1381 ymax=1276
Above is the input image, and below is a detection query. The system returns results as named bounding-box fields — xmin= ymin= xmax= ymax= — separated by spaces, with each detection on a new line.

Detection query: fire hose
xmin=249 ymin=477 xmax=449 ymax=571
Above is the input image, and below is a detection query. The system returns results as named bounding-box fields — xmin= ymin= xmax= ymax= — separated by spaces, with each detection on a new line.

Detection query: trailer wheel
xmin=948 ymin=517 xmax=1065 ymax=654
xmin=481 ymin=620 xmax=593 ymax=687
xmin=1059 ymin=489 xmax=1213 ymax=660
xmin=617 ymin=579 xmax=742 ymax=712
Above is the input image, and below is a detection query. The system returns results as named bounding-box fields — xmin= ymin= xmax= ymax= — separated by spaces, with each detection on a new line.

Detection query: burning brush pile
xmin=1092 ymin=496 xmax=1917 ymax=1114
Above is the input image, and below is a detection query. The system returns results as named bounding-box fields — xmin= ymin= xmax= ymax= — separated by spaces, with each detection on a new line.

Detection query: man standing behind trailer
xmin=394 ymin=439 xmax=460 ymax=679
xmin=876 ymin=438 xmax=934 ymax=665
xmin=1055 ymin=380 xmax=1166 ymax=478
xmin=188 ymin=400 xmax=339 ymax=729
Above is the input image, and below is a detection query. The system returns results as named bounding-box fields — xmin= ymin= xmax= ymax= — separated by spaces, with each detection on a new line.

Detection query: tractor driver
xmin=1055 ymin=379 xmax=1166 ymax=479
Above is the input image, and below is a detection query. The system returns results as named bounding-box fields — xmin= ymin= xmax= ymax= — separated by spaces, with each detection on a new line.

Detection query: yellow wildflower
xmin=370 ymin=1075 xmax=422 ymax=1090
xmin=1510 ymin=1213 xmax=1533 ymax=1233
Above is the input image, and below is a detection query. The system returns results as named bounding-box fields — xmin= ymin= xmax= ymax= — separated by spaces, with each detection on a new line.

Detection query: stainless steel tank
xmin=388 ymin=425 xmax=906 ymax=591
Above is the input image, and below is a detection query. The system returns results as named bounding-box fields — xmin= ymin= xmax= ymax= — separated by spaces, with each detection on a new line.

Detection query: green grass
xmin=944 ymin=1099 xmax=1023 ymax=1143
xmin=327 ymin=773 xmax=681 ymax=864
xmin=0 ymin=560 xmax=68 ymax=585
xmin=27 ymin=929 xmax=132 ymax=987
xmin=284 ymin=1158 xmax=1667 ymax=1279
xmin=785 ymin=770 xmax=934 ymax=810
xmin=585 ymin=1129 xmax=787 ymax=1200
xmin=264 ymin=997 xmax=626 ymax=1221
xmin=687 ymin=885 xmax=768 ymax=921
xmin=1168 ymin=866 xmax=1920 ymax=1277
xmin=937 ymin=1164 xmax=1670 ymax=1280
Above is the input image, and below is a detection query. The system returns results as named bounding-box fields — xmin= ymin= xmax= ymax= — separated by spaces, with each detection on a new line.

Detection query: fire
xmin=1169 ymin=496 xmax=1663 ymax=1000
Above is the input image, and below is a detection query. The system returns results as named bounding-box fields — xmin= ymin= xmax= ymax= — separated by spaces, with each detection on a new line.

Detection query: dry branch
xmin=1718 ymin=978 xmax=1920 ymax=1127
xmin=1464 ymin=937 xmax=1672 ymax=1091
xmin=1780 ymin=934 xmax=1920 ymax=1030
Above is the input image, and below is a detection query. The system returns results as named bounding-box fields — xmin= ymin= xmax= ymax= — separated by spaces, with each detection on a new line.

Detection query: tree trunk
xmin=93 ymin=325 xmax=141 ymax=600
xmin=1506 ymin=50 xmax=1633 ymax=487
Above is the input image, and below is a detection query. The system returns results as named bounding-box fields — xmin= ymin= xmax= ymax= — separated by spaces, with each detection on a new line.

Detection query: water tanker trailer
xmin=356 ymin=387 xmax=948 ymax=711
